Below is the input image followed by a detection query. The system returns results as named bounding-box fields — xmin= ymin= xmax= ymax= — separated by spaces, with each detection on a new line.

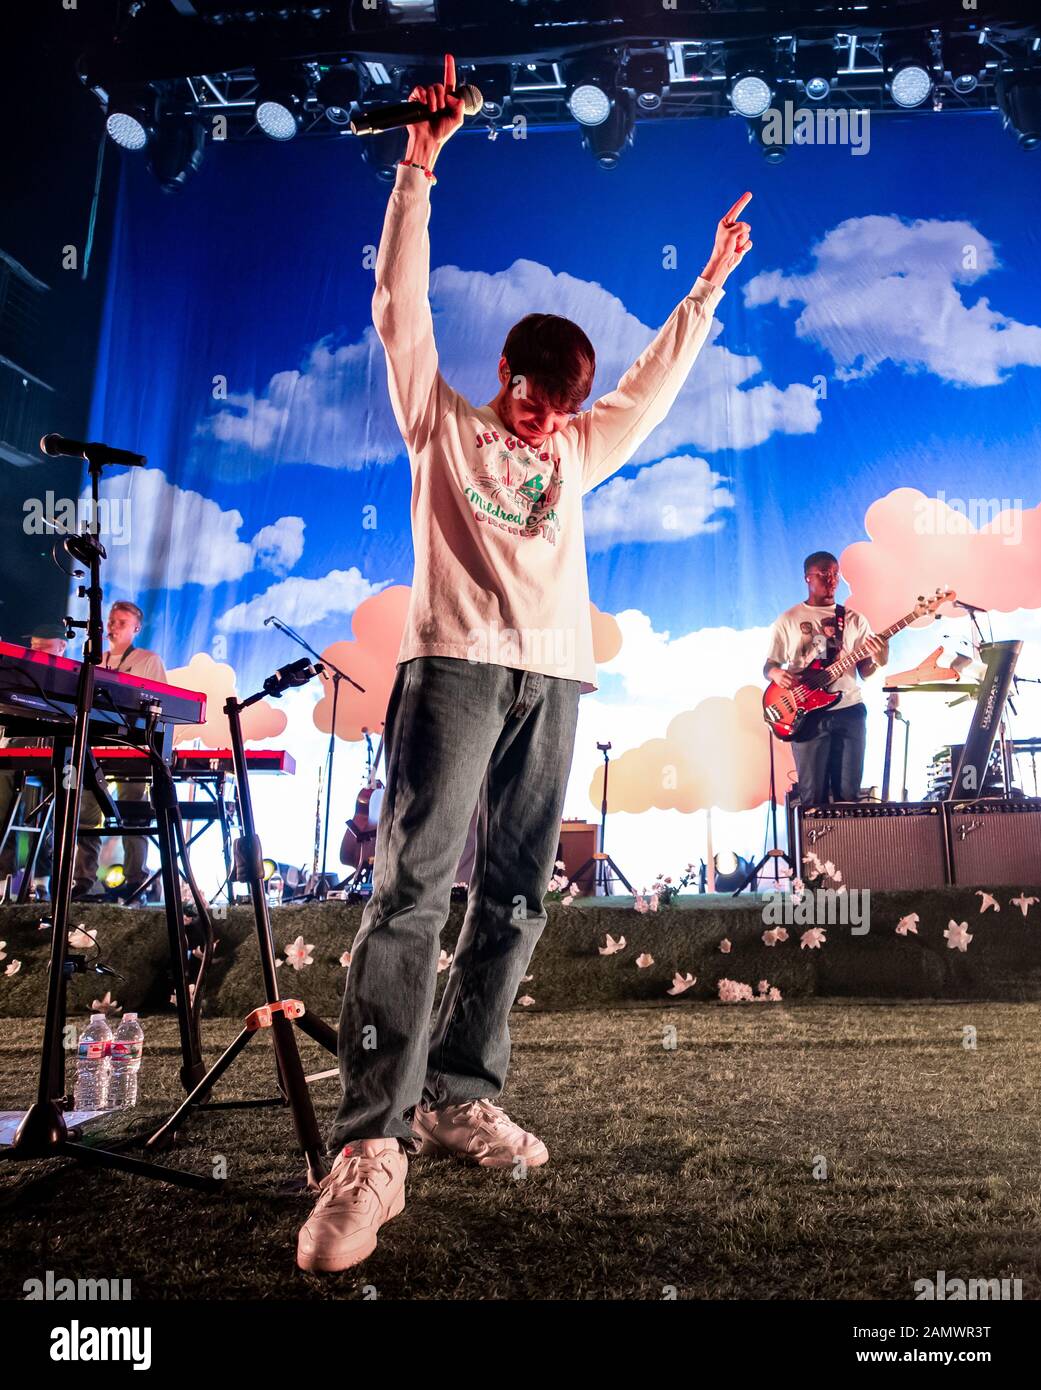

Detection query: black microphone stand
xmin=264 ymin=616 xmax=363 ymax=898
xmin=732 ymin=729 xmax=795 ymax=896
xmin=145 ymin=661 xmax=339 ymax=1190
xmin=575 ymin=742 xmax=634 ymax=896
xmin=5 ymin=446 xmax=216 ymax=1190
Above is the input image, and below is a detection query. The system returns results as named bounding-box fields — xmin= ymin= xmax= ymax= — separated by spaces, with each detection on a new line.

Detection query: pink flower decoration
xmin=634 ymin=896 xmax=650 ymax=914
xmin=437 ymin=949 xmax=453 ymax=973
xmin=667 ymin=972 xmax=696 ymax=995
xmin=4 ymin=960 xmax=22 ymax=977
xmin=339 ymin=950 xmax=352 ymax=969
xmin=717 ymin=978 xmax=754 ymax=1003
xmin=944 ymin=920 xmax=973 ymax=952
xmin=895 ymin=913 xmax=919 ymax=936
xmin=599 ymin=934 xmax=626 ymax=955
xmin=976 ymin=891 xmax=1000 ymax=913
xmin=762 ymin=929 xmax=779 ymax=946
xmin=718 ymin=938 xmax=732 ymax=954
xmin=516 ymin=995 xmax=535 ymax=1008
xmin=283 ymin=935 xmax=315 ymax=971
xmin=635 ymin=952 xmax=654 ymax=969
xmin=800 ymin=928 xmax=827 ymax=950
xmin=1011 ymin=894 xmax=1039 ymax=917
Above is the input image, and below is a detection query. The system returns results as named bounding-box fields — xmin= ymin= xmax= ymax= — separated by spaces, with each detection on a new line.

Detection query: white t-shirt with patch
xmin=765 ymin=602 xmax=874 ymax=711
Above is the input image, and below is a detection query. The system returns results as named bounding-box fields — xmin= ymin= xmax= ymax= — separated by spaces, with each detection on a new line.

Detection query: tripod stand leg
xmin=146 ymin=1025 xmax=254 ymax=1150
xmin=296 ymin=1010 xmax=338 ymax=1055
xmin=64 ymin=1140 xmax=222 ymax=1192
xmin=269 ymin=1014 xmax=328 ymax=1187
xmin=154 ymin=801 xmax=206 ymax=1090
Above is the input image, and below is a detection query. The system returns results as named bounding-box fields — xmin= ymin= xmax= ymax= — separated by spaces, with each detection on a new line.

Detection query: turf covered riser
xmin=2 ymin=885 xmax=1041 ymax=1018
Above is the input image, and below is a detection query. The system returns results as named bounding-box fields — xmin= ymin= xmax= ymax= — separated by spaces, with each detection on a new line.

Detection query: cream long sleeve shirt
xmin=374 ymin=163 xmax=724 ymax=693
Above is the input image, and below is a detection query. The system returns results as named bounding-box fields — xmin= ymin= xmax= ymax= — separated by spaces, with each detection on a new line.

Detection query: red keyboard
xmin=0 ymin=746 xmax=295 ymax=778
xmin=0 ymin=640 xmax=206 ymax=728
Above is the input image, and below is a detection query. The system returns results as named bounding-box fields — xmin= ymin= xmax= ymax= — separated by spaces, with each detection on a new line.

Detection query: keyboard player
xmin=73 ymin=601 xmax=168 ymax=900
xmin=0 ymin=624 xmax=69 ymax=884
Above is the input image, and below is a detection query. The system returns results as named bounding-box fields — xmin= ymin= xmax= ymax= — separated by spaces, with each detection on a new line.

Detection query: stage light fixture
xmin=317 ymin=65 xmax=361 ymax=126
xmin=103 ymin=864 xmax=126 ymax=889
xmin=566 ymin=61 xmax=617 ymax=127
xmin=105 ymin=91 xmax=156 ymax=151
xmin=886 ymin=44 xmax=934 ymax=108
xmin=148 ymin=114 xmax=206 ymax=192
xmin=255 ymin=70 xmax=309 ymax=140
xmin=997 ymin=71 xmax=1041 ymax=149
xmin=795 ymin=41 xmax=838 ymax=101
xmin=625 ymin=51 xmax=670 ymax=112
xmin=581 ymin=92 xmax=635 ymax=168
xmin=943 ymin=33 xmax=986 ymax=94
xmin=359 ymin=126 xmax=409 ymax=181
xmin=473 ymin=66 xmax=512 ymax=122
xmin=262 ymin=858 xmax=277 ymax=881
xmin=748 ymin=115 xmax=788 ymax=164
xmin=727 ymin=53 xmax=775 ymax=119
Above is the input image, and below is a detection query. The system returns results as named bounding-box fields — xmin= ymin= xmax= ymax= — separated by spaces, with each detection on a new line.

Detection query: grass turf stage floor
xmin=1 ymin=1001 xmax=1039 ymax=1302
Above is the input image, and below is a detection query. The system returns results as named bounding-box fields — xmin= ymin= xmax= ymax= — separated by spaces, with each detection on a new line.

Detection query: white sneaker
xmin=412 ymin=1100 xmax=548 ymax=1168
xmin=296 ymin=1138 xmax=407 ymax=1272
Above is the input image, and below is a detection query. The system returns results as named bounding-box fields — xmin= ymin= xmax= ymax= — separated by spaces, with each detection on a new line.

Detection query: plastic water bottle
xmin=108 ymin=1013 xmax=145 ymax=1109
xmin=73 ymin=1013 xmax=114 ymax=1111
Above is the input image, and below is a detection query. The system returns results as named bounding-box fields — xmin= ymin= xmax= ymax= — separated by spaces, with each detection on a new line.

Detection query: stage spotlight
xmin=359 ymin=126 xmax=408 ymax=181
xmin=749 ymin=115 xmax=788 ymax=163
xmin=886 ymin=44 xmax=934 ymax=108
xmin=105 ymin=91 xmax=156 ymax=151
xmin=262 ymin=858 xmax=277 ymax=881
xmin=473 ymin=65 xmax=512 ymax=121
xmin=997 ymin=71 xmax=1041 ymax=149
xmin=581 ymin=92 xmax=635 ymax=168
xmin=255 ymin=70 xmax=308 ymax=140
xmin=795 ymin=41 xmax=838 ymax=101
xmin=147 ymin=114 xmax=205 ymax=192
xmin=625 ymin=50 xmax=670 ymax=112
xmin=317 ymin=65 xmax=360 ymax=126
xmin=566 ymin=61 xmax=617 ymax=126
xmin=699 ymin=851 xmax=754 ymax=893
xmin=943 ymin=33 xmax=986 ymax=94
xmin=103 ymin=864 xmax=126 ymax=889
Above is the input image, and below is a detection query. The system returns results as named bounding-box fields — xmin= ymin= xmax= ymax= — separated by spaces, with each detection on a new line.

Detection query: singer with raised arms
xmin=297 ymin=52 xmax=754 ymax=1273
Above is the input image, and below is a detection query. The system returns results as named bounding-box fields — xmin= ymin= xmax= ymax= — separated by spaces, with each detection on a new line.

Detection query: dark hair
xmin=803 ymin=550 xmax=839 ymax=575
xmin=501 ymin=314 xmax=595 ymax=413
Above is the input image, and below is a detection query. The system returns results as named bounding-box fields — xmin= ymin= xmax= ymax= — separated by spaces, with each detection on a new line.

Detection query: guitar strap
xmin=825 ymin=605 xmax=845 ymax=664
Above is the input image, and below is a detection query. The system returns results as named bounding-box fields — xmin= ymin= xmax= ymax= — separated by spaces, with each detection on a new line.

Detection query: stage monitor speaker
xmin=797 ymin=802 xmax=949 ymax=890
xmin=946 ymin=798 xmax=1041 ymax=887
xmin=557 ymin=819 xmax=597 ymax=896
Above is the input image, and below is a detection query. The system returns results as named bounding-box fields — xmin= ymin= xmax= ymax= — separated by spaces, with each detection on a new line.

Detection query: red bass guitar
xmin=762 ymin=588 xmax=955 ymax=741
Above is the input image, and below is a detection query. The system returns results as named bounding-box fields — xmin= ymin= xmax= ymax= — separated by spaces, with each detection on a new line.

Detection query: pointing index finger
xmin=723 ymin=191 xmax=753 ymax=225
xmin=444 ymin=52 xmax=457 ymax=92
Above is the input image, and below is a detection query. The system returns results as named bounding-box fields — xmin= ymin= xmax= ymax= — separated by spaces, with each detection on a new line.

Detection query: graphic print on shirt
xmin=794 ymin=616 xmax=840 ymax=671
xmin=466 ymin=428 xmax=563 ymax=546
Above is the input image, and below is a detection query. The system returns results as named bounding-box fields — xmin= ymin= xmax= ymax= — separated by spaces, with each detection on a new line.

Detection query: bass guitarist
xmin=763 ymin=551 xmax=888 ymax=804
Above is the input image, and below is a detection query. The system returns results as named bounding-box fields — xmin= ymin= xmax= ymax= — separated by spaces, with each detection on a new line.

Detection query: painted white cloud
xmin=196 ymin=258 xmax=820 ymax=471
xmin=744 ymin=215 xmax=1041 ymax=387
xmin=583 ymin=454 xmax=735 ymax=551
xmin=81 ymin=467 xmax=305 ymax=593
xmin=216 ymin=567 xmax=392 ymax=633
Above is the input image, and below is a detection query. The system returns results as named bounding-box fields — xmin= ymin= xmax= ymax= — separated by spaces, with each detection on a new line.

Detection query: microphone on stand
xmin=350 ymin=84 xmax=483 ymax=136
xmin=40 ymin=434 xmax=146 ymax=467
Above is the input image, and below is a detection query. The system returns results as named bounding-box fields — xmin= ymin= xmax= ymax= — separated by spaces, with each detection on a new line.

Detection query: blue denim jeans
xmin=792 ymin=701 xmax=867 ymax=804
xmin=329 ymin=656 xmax=581 ymax=1155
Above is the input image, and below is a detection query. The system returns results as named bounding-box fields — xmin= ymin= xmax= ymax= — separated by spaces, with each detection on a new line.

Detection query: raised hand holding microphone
xmin=403 ymin=52 xmax=467 ymax=176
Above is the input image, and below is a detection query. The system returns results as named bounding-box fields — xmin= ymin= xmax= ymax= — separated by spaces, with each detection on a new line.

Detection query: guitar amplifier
xmin=557 ymin=820 xmax=597 ymax=896
xmin=797 ymin=802 xmax=949 ymax=890
xmin=946 ymin=798 xmax=1041 ymax=887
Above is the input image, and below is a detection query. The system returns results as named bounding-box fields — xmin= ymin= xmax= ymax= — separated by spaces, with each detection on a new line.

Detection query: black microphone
xmin=350 ymin=84 xmax=483 ymax=136
xmin=40 ymin=434 xmax=146 ymax=467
